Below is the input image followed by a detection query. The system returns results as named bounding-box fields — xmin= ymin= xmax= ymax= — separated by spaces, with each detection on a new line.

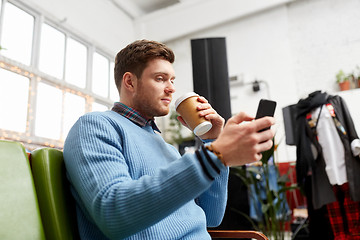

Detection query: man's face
xmin=132 ymin=58 xmax=176 ymax=119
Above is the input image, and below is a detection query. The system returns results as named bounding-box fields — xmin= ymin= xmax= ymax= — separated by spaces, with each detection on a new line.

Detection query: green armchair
xmin=0 ymin=140 xmax=78 ymax=240
xmin=31 ymin=147 xmax=79 ymax=240
xmin=0 ymin=140 xmax=45 ymax=240
xmin=0 ymin=140 xmax=268 ymax=240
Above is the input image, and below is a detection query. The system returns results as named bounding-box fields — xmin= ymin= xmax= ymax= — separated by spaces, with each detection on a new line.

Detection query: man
xmin=63 ymin=39 xmax=275 ymax=240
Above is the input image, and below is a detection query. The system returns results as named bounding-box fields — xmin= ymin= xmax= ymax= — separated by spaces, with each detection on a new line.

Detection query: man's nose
xmin=165 ymin=81 xmax=175 ymax=94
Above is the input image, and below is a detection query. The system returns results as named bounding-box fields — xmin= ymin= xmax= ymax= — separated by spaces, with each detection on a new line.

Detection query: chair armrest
xmin=208 ymin=230 xmax=268 ymax=240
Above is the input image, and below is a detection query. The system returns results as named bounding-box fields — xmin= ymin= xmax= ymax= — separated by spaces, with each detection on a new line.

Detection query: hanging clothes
xmin=307 ymin=103 xmax=347 ymax=186
xmin=295 ymin=90 xmax=360 ymax=209
xmin=295 ymin=91 xmax=360 ymax=240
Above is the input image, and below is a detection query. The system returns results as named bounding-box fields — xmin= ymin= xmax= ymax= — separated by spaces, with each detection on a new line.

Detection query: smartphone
xmin=255 ymin=99 xmax=277 ymax=131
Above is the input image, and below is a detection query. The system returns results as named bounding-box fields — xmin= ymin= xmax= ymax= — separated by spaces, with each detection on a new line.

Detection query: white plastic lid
xmin=193 ymin=121 xmax=212 ymax=136
xmin=175 ymin=92 xmax=199 ymax=111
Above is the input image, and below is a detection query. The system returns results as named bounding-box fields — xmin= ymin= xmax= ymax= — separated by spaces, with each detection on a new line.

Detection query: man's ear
xmin=122 ymin=72 xmax=136 ymax=92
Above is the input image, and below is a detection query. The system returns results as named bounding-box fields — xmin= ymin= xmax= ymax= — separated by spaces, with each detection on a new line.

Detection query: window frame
xmin=0 ymin=0 xmax=116 ymax=149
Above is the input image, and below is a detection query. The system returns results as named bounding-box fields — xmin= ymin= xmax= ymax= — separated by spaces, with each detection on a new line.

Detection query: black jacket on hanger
xmin=295 ymin=90 xmax=360 ymax=209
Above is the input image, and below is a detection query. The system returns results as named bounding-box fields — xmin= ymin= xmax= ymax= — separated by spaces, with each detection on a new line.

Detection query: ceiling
xmin=131 ymin=0 xmax=180 ymax=14
xmin=109 ymin=0 xmax=185 ymax=19
xmin=107 ymin=0 xmax=294 ymax=42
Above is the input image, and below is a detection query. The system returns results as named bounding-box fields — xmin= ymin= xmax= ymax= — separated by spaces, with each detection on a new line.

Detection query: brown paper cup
xmin=175 ymin=92 xmax=212 ymax=136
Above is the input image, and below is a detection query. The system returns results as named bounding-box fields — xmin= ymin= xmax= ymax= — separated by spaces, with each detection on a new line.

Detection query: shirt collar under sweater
xmin=111 ymin=102 xmax=161 ymax=133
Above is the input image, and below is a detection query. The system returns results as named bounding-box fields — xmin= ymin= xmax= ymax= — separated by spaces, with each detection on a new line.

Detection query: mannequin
xmin=295 ymin=90 xmax=360 ymax=240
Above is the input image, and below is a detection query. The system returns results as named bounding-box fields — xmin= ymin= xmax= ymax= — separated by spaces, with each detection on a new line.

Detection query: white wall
xmin=288 ymin=0 xmax=360 ymax=95
xmin=165 ymin=0 xmax=360 ymax=162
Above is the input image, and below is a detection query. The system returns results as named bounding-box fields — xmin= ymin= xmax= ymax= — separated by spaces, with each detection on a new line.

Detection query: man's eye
xmin=156 ymin=77 xmax=164 ymax=81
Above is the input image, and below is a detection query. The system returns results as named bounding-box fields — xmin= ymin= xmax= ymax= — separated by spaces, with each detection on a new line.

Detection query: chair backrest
xmin=31 ymin=147 xmax=80 ymax=240
xmin=0 ymin=140 xmax=46 ymax=240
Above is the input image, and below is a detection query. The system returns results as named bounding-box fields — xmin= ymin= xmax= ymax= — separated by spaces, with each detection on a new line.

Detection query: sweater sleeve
xmin=63 ymin=113 xmax=227 ymax=239
xmin=196 ymin=148 xmax=229 ymax=227
xmin=183 ymin=138 xmax=229 ymax=227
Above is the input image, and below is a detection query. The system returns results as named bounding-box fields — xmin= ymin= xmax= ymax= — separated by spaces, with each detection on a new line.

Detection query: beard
xmin=132 ymin=94 xmax=170 ymax=119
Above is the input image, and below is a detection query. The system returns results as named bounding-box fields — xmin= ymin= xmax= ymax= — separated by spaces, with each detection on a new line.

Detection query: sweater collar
xmin=111 ymin=102 xmax=161 ymax=133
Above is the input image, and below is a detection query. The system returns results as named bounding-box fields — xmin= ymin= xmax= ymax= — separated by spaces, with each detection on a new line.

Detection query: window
xmin=92 ymin=102 xmax=109 ymax=112
xmin=92 ymin=52 xmax=109 ymax=97
xmin=34 ymin=82 xmax=62 ymax=139
xmin=0 ymin=68 xmax=29 ymax=132
xmin=0 ymin=2 xmax=34 ymax=65
xmin=0 ymin=2 xmax=114 ymax=149
xmin=65 ymin=38 xmax=87 ymax=88
xmin=38 ymin=23 xmax=65 ymax=79
xmin=109 ymin=61 xmax=119 ymax=101
xmin=63 ymin=92 xmax=85 ymax=139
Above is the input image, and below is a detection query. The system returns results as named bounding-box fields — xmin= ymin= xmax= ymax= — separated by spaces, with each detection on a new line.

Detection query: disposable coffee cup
xmin=175 ymin=92 xmax=212 ymax=136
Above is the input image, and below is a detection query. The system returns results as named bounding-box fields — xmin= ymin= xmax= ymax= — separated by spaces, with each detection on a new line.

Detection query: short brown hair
xmin=114 ymin=39 xmax=175 ymax=92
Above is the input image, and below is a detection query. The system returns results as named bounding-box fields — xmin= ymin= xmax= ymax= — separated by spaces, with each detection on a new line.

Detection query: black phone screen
xmin=255 ymin=99 xmax=277 ymax=131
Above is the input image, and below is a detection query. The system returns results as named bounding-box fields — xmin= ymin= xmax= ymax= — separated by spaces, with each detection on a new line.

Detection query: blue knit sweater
xmin=63 ymin=110 xmax=229 ymax=240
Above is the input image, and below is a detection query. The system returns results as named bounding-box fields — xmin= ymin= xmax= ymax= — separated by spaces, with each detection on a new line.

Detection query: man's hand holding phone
xmin=210 ymin=99 xmax=276 ymax=167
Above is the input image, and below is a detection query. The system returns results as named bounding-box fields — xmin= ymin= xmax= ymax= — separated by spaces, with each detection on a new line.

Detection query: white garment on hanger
xmin=311 ymin=105 xmax=347 ymax=185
